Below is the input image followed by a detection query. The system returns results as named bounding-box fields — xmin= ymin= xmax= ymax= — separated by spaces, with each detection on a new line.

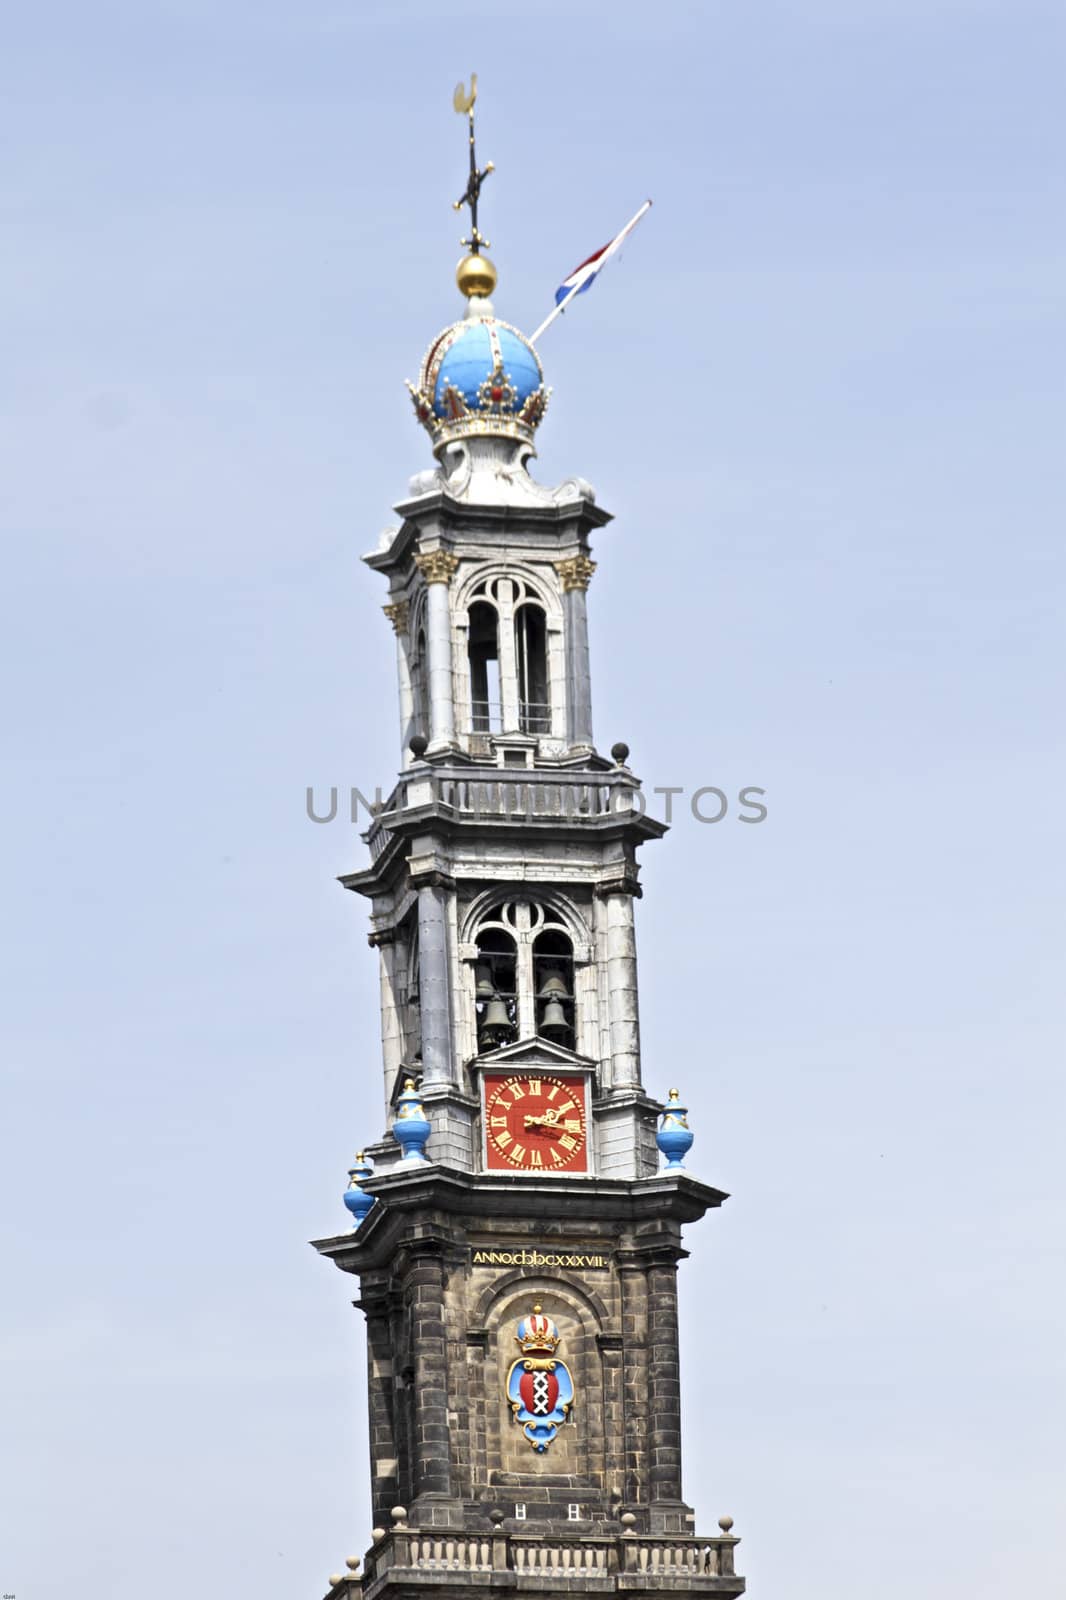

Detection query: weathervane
xmin=452 ymin=74 xmax=494 ymax=255
xmin=450 ymin=78 xmax=499 ymax=301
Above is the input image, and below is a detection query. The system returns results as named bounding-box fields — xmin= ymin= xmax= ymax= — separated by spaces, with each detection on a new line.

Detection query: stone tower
xmin=312 ymin=84 xmax=744 ymax=1600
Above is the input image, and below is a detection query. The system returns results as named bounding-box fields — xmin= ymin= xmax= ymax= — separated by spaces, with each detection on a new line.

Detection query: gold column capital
xmin=415 ymin=550 xmax=461 ymax=586
xmin=382 ymin=600 xmax=410 ymax=634
xmin=554 ymin=554 xmax=597 ymax=592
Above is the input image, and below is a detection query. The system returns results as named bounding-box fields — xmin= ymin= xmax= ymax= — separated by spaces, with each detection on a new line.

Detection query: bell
xmin=537 ymin=969 xmax=571 ymax=999
xmin=474 ymin=963 xmax=495 ymax=998
xmin=540 ymin=997 xmax=569 ymax=1035
xmin=481 ymin=996 xmax=513 ymax=1035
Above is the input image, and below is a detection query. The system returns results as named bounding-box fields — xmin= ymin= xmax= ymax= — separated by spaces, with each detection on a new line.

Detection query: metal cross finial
xmin=452 ymin=74 xmax=494 ymax=254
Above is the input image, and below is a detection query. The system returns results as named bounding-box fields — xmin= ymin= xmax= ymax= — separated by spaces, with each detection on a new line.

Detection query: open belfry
xmin=312 ymin=78 xmax=745 ymax=1600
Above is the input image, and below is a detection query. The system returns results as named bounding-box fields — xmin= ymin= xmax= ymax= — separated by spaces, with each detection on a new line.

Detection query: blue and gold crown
xmin=514 ymin=1305 xmax=561 ymax=1354
xmin=407 ymin=312 xmax=550 ymax=453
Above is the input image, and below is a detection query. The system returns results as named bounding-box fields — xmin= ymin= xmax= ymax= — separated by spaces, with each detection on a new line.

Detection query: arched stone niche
xmin=479 ymin=1275 xmax=607 ymax=1490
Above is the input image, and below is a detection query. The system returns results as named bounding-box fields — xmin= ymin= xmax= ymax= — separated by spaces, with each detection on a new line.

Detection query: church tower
xmin=312 ymin=81 xmax=745 ymax=1600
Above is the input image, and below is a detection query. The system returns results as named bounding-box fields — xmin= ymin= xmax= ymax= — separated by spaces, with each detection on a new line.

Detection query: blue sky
xmin=2 ymin=3 xmax=1064 ymax=1597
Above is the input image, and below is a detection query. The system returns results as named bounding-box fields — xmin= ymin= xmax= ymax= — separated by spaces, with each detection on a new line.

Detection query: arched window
xmin=411 ymin=624 xmax=428 ymax=741
xmin=514 ymin=603 xmax=549 ymax=734
xmin=468 ymin=601 xmax=501 ymax=733
xmin=474 ymin=925 xmax=517 ymax=1049
xmin=470 ymin=899 xmax=579 ymax=1051
xmin=532 ymin=928 xmax=575 ymax=1050
xmin=402 ymin=919 xmax=422 ymax=1063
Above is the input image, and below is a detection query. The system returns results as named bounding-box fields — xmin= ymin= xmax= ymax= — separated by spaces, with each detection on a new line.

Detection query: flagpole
xmin=529 ymin=199 xmax=652 ymax=344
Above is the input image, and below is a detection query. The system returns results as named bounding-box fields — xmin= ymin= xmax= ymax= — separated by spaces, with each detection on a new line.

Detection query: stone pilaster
xmin=601 ymin=886 xmax=641 ymax=1090
xmin=408 ymin=1247 xmax=455 ymax=1509
xmin=555 ymin=556 xmax=596 ymax=749
xmin=646 ymin=1259 xmax=685 ymax=1525
xmin=415 ymin=551 xmax=460 ymax=750
xmin=416 ymin=884 xmax=453 ymax=1088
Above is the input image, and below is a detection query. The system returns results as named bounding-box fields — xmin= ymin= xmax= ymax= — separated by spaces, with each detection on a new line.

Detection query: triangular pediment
xmin=472 ymin=1035 xmax=597 ymax=1071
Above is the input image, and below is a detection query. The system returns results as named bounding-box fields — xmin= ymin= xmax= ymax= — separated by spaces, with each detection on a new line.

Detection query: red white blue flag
xmin=553 ymin=200 xmax=653 ymax=305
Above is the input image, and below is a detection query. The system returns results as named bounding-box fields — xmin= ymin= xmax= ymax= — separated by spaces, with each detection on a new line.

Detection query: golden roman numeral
xmin=558 ymin=1100 xmax=575 ymax=1115
xmin=547 ymin=1085 xmax=560 ymax=1101
xmin=527 ymin=1079 xmax=541 ymax=1096
xmin=510 ymin=1083 xmax=526 ymax=1099
xmin=550 ymin=1147 xmax=564 ymax=1164
xmin=490 ymin=1116 xmax=507 ymax=1127
xmin=564 ymin=1118 xmax=582 ymax=1132
xmin=560 ymin=1134 xmax=578 ymax=1152
xmin=529 ymin=1149 xmax=543 ymax=1167
xmin=496 ymin=1130 xmax=512 ymax=1149
xmin=511 ymin=1142 xmax=527 ymax=1162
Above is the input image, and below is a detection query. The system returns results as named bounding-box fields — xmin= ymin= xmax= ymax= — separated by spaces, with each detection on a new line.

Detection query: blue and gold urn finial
xmin=343 ymin=1151 xmax=375 ymax=1229
xmin=393 ymin=1078 xmax=431 ymax=1164
xmin=657 ymin=1089 xmax=694 ymax=1171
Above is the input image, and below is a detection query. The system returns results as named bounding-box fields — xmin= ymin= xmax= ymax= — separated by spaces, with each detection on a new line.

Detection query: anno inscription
xmin=471 ymin=1246 xmax=610 ymax=1270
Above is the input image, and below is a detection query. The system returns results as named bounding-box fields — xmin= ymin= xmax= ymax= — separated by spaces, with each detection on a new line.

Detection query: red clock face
xmin=483 ymin=1072 xmax=590 ymax=1174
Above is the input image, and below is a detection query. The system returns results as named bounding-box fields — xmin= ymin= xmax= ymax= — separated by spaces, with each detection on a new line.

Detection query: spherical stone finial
xmin=371 ymin=1527 xmax=386 ymax=1543
xmin=489 ymin=1508 xmax=506 ymax=1527
xmin=346 ymin=1556 xmax=361 ymax=1573
xmin=456 ymin=252 xmax=498 ymax=299
xmin=611 ymin=741 xmax=630 ymax=765
xmin=329 ymin=1577 xmax=343 ymax=1588
xmin=620 ymin=1512 xmax=637 ymax=1532
xmin=391 ymin=1505 xmax=408 ymax=1526
xmin=409 ymin=733 xmax=428 ymax=758
xmin=719 ymin=1516 xmax=734 ymax=1534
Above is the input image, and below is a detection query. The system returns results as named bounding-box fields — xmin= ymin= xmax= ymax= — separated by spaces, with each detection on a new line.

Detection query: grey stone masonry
xmin=313 ymin=1168 xmax=730 ymax=1539
xmin=314 ymin=454 xmax=746 ymax=1599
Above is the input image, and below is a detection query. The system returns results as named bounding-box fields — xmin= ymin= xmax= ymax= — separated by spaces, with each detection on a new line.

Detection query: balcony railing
xmin=350 ymin=1521 xmax=743 ymax=1597
xmin=365 ymin=768 xmax=645 ymax=859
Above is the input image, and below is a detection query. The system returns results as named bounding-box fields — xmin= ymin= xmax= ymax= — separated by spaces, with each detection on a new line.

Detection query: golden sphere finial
xmin=456 ymin=252 xmax=498 ymax=299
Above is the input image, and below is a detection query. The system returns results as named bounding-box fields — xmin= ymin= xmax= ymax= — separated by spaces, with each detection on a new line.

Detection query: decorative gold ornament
xmin=382 ymin=600 xmax=410 ymax=633
xmin=456 ymin=252 xmax=498 ymax=299
xmin=452 ymin=72 xmax=495 ymax=266
xmin=554 ymin=555 xmax=597 ymax=593
xmin=453 ymin=75 xmax=477 ymax=116
xmin=415 ymin=550 xmax=460 ymax=586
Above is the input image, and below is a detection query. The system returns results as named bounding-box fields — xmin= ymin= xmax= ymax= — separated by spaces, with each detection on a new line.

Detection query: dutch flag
xmin=533 ymin=200 xmax=652 ymax=341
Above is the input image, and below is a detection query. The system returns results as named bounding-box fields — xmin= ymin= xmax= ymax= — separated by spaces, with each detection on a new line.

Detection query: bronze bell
xmin=537 ymin=969 xmax=571 ymax=999
xmin=474 ymin=962 xmax=496 ymax=998
xmin=540 ymin=997 xmax=569 ymax=1035
xmin=481 ymin=996 xmax=513 ymax=1034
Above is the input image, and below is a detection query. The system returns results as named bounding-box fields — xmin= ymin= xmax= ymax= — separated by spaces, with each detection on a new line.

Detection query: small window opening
xmin=533 ymin=928 xmax=576 ymax=1050
xmin=475 ymin=926 xmax=518 ymax=1049
xmin=567 ymin=1503 xmax=581 ymax=1521
xmin=411 ymin=625 xmax=428 ymax=743
xmin=468 ymin=601 xmax=501 ymax=733
xmin=514 ymin=1503 xmax=527 ymax=1521
xmin=515 ymin=603 xmax=550 ymax=734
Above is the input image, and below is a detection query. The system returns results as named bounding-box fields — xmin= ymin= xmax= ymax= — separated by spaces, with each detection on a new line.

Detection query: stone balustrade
xmin=364 ymin=767 xmax=643 ymax=859
xmin=355 ymin=1522 xmax=742 ymax=1598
